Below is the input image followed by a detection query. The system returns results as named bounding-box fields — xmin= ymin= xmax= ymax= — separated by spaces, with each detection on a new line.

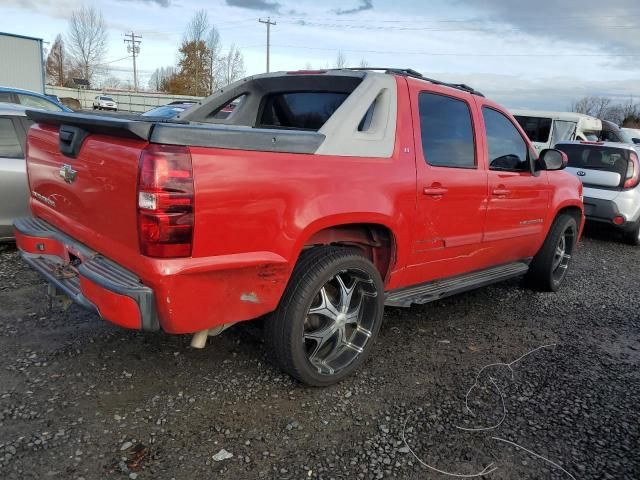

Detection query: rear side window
xmin=17 ymin=94 xmax=62 ymax=112
xmin=514 ymin=115 xmax=552 ymax=143
xmin=259 ymin=92 xmax=349 ymax=131
xmin=210 ymin=95 xmax=246 ymax=120
xmin=0 ymin=118 xmax=23 ymax=158
xmin=557 ymin=144 xmax=629 ymax=177
xmin=419 ymin=92 xmax=475 ymax=168
xmin=0 ymin=92 xmax=14 ymax=103
xmin=483 ymin=107 xmax=529 ymax=172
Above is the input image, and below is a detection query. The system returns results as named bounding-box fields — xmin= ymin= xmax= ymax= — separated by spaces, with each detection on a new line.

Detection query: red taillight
xmin=624 ymin=151 xmax=640 ymax=189
xmin=137 ymin=144 xmax=194 ymax=258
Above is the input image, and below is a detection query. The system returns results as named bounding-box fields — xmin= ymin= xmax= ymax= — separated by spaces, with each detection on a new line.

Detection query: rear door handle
xmin=423 ymin=186 xmax=449 ymax=196
xmin=492 ymin=188 xmax=510 ymax=197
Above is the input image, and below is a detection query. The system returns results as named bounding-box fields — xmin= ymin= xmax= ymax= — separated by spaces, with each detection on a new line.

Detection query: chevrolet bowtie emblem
xmin=59 ymin=164 xmax=78 ymax=184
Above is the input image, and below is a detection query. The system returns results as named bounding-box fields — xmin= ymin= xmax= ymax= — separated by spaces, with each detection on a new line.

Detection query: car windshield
xmin=100 ymin=96 xmax=114 ymax=101
xmin=142 ymin=105 xmax=187 ymax=118
xmin=557 ymin=144 xmax=630 ymax=176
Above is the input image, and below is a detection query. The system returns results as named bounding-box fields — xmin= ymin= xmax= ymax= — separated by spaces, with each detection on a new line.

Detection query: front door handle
xmin=423 ymin=186 xmax=449 ymax=196
xmin=492 ymin=188 xmax=510 ymax=197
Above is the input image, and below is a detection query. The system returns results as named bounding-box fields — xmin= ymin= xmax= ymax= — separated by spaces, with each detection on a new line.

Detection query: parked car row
xmin=0 ymin=68 xmax=637 ymax=386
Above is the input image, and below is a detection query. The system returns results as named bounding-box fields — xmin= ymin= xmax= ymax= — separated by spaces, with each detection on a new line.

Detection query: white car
xmin=92 ymin=95 xmax=118 ymax=111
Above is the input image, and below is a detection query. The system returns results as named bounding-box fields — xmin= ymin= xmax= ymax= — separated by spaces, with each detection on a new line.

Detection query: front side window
xmin=17 ymin=94 xmax=62 ymax=112
xmin=419 ymin=92 xmax=475 ymax=168
xmin=259 ymin=92 xmax=349 ymax=131
xmin=0 ymin=117 xmax=23 ymax=158
xmin=483 ymin=107 xmax=529 ymax=172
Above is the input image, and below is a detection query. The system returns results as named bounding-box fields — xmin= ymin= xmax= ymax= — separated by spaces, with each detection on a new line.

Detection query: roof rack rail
xmin=336 ymin=67 xmax=485 ymax=97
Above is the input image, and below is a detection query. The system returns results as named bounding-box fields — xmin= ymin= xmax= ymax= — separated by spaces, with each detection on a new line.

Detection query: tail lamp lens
xmin=624 ymin=152 xmax=640 ymax=189
xmin=137 ymin=145 xmax=194 ymax=258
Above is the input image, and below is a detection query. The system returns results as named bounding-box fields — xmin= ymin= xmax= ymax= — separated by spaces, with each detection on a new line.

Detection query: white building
xmin=0 ymin=32 xmax=44 ymax=93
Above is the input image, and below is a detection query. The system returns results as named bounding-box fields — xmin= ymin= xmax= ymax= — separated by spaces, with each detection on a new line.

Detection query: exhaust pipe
xmin=190 ymin=323 xmax=234 ymax=349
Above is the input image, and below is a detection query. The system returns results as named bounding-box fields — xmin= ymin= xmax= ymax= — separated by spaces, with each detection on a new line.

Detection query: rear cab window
xmin=259 ymin=92 xmax=349 ymax=131
xmin=418 ymin=92 xmax=476 ymax=168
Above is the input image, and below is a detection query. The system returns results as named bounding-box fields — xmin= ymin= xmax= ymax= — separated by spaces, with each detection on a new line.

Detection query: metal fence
xmin=44 ymin=86 xmax=204 ymax=113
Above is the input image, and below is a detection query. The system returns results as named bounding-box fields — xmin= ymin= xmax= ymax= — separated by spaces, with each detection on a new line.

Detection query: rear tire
xmin=623 ymin=221 xmax=640 ymax=246
xmin=265 ymin=247 xmax=385 ymax=386
xmin=526 ymin=213 xmax=577 ymax=292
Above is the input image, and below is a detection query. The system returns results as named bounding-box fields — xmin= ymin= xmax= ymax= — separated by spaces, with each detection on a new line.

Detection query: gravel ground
xmin=0 ymin=226 xmax=638 ymax=480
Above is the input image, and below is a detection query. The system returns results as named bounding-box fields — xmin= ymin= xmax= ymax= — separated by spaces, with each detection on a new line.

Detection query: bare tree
xmin=334 ymin=50 xmax=348 ymax=69
xmin=183 ymin=10 xmax=223 ymax=95
xmin=217 ymin=45 xmax=245 ymax=86
xmin=99 ymin=75 xmax=122 ymax=89
xmin=207 ymin=26 xmax=221 ymax=93
xmin=46 ymin=34 xmax=68 ymax=86
xmin=619 ymin=96 xmax=639 ymax=124
xmin=67 ymin=5 xmax=108 ymax=85
xmin=570 ymin=96 xmax=612 ymax=119
xmin=148 ymin=66 xmax=177 ymax=92
xmin=184 ymin=9 xmax=209 ymax=44
xmin=358 ymin=59 xmax=369 ymax=68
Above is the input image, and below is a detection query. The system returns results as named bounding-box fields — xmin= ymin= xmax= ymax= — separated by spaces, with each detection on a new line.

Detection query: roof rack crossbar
xmin=335 ymin=67 xmax=485 ymax=97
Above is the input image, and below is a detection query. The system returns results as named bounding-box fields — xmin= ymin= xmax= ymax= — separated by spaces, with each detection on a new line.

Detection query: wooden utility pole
xmin=124 ymin=32 xmax=142 ymax=92
xmin=258 ymin=17 xmax=276 ymax=73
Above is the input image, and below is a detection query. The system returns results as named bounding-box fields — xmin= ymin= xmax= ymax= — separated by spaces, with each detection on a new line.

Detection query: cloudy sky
xmin=1 ymin=0 xmax=640 ymax=109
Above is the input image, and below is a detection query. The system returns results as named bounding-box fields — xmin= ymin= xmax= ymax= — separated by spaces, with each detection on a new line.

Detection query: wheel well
xmin=303 ymin=224 xmax=396 ymax=281
xmin=556 ymin=206 xmax=582 ymax=226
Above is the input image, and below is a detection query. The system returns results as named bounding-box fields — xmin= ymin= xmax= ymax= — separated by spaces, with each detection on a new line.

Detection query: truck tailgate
xmin=27 ymin=123 xmax=149 ymax=261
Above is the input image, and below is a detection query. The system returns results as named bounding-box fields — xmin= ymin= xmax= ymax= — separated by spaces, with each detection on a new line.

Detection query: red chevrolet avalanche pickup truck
xmin=15 ymin=69 xmax=583 ymax=385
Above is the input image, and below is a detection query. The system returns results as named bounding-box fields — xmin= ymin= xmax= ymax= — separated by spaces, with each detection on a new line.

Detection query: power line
xmin=277 ymin=19 xmax=640 ymax=32
xmin=124 ymin=32 xmax=142 ymax=92
xmin=259 ymin=44 xmax=640 ymax=58
xmin=96 ymin=55 xmax=132 ymax=67
xmin=258 ymin=17 xmax=276 ymax=73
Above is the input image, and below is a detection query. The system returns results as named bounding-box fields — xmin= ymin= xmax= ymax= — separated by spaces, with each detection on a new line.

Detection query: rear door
xmin=0 ymin=116 xmax=29 ymax=237
xmin=480 ymin=106 xmax=550 ymax=259
xmin=404 ymin=86 xmax=489 ymax=285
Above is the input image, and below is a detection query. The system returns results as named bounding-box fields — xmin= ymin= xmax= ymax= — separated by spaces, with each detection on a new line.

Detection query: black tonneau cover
xmin=25 ymin=109 xmax=325 ymax=154
xmin=25 ymin=110 xmax=157 ymax=141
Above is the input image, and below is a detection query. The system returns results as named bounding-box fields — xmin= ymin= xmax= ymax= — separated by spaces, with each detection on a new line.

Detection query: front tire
xmin=526 ymin=213 xmax=577 ymax=292
xmin=265 ymin=247 xmax=385 ymax=386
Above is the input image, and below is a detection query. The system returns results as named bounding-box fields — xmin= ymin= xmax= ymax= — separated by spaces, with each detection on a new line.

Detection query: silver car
xmin=556 ymin=141 xmax=640 ymax=245
xmin=0 ymin=103 xmax=30 ymax=241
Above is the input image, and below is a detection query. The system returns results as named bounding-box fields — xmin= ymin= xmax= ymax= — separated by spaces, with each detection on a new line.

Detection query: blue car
xmin=142 ymin=102 xmax=196 ymax=118
xmin=0 ymin=86 xmax=72 ymax=112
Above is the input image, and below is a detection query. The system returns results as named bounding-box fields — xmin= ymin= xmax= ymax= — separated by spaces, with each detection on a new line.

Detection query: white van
xmin=511 ymin=110 xmax=602 ymax=153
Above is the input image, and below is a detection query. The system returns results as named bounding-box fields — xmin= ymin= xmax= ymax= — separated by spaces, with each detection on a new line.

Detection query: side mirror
xmin=632 ymin=138 xmax=640 ymax=145
xmin=539 ymin=149 xmax=568 ymax=171
xmin=489 ymin=154 xmax=524 ymax=171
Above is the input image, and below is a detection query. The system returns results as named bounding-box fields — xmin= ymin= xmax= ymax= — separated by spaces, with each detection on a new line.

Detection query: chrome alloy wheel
xmin=551 ymin=224 xmax=575 ymax=282
xmin=303 ymin=269 xmax=378 ymax=376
